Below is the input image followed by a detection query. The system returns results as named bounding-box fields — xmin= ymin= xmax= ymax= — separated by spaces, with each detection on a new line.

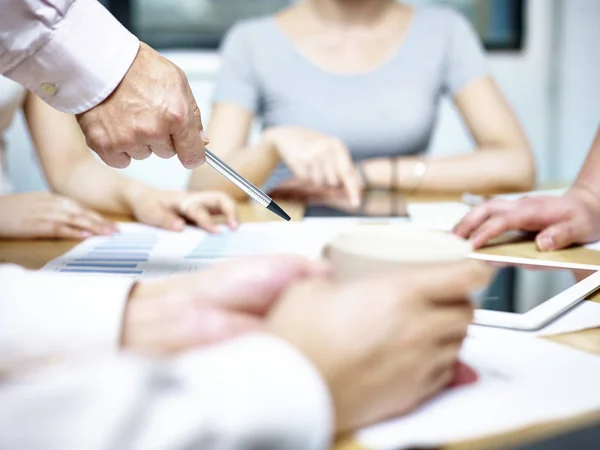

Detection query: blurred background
xmin=4 ymin=0 xmax=599 ymax=308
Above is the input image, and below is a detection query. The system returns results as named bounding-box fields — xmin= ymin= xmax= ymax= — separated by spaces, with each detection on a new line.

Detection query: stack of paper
xmin=357 ymin=333 xmax=600 ymax=449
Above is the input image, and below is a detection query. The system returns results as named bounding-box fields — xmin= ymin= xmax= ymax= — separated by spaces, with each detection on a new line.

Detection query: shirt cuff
xmin=174 ymin=334 xmax=334 ymax=450
xmin=6 ymin=0 xmax=140 ymax=114
xmin=0 ymin=265 xmax=134 ymax=372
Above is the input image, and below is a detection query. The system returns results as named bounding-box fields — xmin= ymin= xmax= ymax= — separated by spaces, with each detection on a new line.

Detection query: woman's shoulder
xmin=222 ymin=16 xmax=277 ymax=47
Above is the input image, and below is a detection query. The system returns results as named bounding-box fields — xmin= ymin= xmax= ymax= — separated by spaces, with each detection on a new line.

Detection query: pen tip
xmin=267 ymin=200 xmax=291 ymax=221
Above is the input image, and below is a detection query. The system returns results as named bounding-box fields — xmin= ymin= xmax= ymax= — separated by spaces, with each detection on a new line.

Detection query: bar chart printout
xmin=43 ymin=221 xmax=356 ymax=278
xmin=57 ymin=231 xmax=157 ymax=276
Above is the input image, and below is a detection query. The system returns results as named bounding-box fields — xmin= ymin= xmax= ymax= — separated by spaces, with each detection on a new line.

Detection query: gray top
xmin=213 ymin=6 xmax=488 ymax=188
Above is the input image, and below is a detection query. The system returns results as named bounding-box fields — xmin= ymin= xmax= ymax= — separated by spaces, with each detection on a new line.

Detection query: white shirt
xmin=0 ymin=0 xmax=139 ymax=114
xmin=0 ymin=265 xmax=333 ymax=449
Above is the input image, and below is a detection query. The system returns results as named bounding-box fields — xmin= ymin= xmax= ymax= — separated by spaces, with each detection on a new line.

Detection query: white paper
xmin=406 ymin=202 xmax=471 ymax=231
xmin=584 ymin=241 xmax=600 ymax=252
xmin=42 ymin=221 xmax=354 ymax=279
xmin=357 ymin=333 xmax=600 ymax=450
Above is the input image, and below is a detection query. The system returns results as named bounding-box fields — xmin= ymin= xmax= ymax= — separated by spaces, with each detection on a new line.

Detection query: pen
xmin=204 ymin=148 xmax=291 ymax=221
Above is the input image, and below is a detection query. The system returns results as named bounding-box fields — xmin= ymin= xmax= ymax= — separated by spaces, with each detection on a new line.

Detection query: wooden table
xmin=1 ymin=197 xmax=600 ymax=450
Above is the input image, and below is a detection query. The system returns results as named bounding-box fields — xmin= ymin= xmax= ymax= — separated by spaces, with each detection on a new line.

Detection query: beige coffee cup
xmin=322 ymin=225 xmax=473 ymax=281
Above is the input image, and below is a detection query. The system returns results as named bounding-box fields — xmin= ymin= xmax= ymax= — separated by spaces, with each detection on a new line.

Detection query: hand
xmin=125 ymin=185 xmax=239 ymax=233
xmin=264 ymin=126 xmax=362 ymax=205
xmin=122 ymin=255 xmax=330 ymax=355
xmin=0 ymin=192 xmax=117 ymax=239
xmin=76 ymin=42 xmax=207 ymax=170
xmin=453 ymin=187 xmax=600 ymax=250
xmin=269 ymin=178 xmax=348 ymax=202
xmin=268 ymin=260 xmax=491 ymax=432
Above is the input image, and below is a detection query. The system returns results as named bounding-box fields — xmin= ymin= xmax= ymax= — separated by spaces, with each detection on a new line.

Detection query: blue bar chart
xmin=57 ymin=231 xmax=158 ymax=276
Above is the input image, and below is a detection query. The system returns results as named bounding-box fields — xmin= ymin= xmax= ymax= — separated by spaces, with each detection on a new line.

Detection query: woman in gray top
xmin=191 ymin=0 xmax=535 ymax=204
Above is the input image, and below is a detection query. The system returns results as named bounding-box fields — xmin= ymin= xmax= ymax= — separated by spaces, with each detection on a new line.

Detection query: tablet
xmin=472 ymin=260 xmax=600 ymax=330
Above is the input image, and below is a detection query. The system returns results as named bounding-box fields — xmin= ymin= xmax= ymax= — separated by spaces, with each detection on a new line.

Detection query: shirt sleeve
xmin=0 ymin=334 xmax=333 ymax=450
xmin=0 ymin=264 xmax=133 ymax=374
xmin=0 ymin=0 xmax=140 ymax=114
xmin=212 ymin=22 xmax=261 ymax=114
xmin=442 ymin=8 xmax=489 ymax=96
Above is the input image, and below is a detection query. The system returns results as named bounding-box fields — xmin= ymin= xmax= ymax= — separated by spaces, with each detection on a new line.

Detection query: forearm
xmin=189 ymin=139 xmax=280 ymax=200
xmin=573 ymin=127 xmax=600 ymax=196
xmin=48 ymin=156 xmax=139 ymax=215
xmin=0 ymin=335 xmax=332 ymax=450
xmin=362 ymin=147 xmax=535 ymax=194
xmin=0 ymin=0 xmax=139 ymax=114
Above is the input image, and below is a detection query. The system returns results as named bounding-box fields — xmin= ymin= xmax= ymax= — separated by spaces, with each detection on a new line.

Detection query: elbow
xmin=46 ymin=175 xmax=68 ymax=195
xmin=500 ymin=151 xmax=537 ymax=193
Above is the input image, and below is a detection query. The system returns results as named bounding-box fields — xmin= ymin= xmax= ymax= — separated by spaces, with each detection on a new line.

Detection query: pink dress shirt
xmin=0 ymin=0 xmax=140 ymax=114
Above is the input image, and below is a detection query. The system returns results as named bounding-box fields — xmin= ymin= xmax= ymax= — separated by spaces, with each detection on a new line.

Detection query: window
xmin=105 ymin=0 xmax=524 ymax=51
xmin=408 ymin=0 xmax=525 ymax=50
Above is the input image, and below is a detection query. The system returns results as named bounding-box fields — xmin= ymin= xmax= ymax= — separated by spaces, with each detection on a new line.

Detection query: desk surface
xmin=1 ymin=197 xmax=600 ymax=450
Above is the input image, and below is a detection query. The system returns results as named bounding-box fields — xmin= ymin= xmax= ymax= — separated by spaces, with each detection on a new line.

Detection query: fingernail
xmin=80 ymin=231 xmax=92 ymax=238
xmin=536 ymin=234 xmax=554 ymax=251
xmin=230 ymin=220 xmax=239 ymax=229
xmin=104 ymin=227 xmax=117 ymax=235
xmin=172 ymin=220 xmax=185 ymax=231
xmin=200 ymin=130 xmax=210 ymax=143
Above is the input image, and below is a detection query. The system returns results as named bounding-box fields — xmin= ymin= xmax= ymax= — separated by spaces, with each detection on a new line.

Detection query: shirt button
xmin=40 ymin=82 xmax=58 ymax=96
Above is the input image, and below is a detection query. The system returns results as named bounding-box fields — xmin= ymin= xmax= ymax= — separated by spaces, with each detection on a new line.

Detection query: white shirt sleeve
xmin=0 ymin=0 xmax=140 ymax=114
xmin=0 ymin=334 xmax=334 ymax=450
xmin=0 ymin=264 xmax=133 ymax=374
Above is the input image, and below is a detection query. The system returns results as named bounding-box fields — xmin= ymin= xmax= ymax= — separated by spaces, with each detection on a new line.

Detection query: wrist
xmin=123 ymin=180 xmax=155 ymax=210
xmin=398 ymin=157 xmax=428 ymax=193
xmin=260 ymin=128 xmax=284 ymax=160
xmin=566 ymin=185 xmax=600 ymax=210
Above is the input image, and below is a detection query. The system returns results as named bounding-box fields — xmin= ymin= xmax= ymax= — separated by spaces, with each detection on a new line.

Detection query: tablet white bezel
xmin=469 ymin=254 xmax=600 ymax=330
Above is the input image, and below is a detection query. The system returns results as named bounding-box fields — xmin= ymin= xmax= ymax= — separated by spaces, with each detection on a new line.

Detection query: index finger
xmin=211 ymin=193 xmax=239 ymax=229
xmin=333 ymin=146 xmax=361 ymax=206
xmin=170 ymin=99 xmax=206 ymax=169
xmin=184 ymin=192 xmax=239 ymax=229
xmin=453 ymin=199 xmax=514 ymax=238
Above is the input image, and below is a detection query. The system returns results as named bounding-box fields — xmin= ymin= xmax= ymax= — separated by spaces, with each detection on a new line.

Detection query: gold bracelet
xmin=407 ymin=158 xmax=428 ymax=193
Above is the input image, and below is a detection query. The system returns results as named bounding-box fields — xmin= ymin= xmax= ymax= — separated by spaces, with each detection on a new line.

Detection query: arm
xmin=0 ymin=335 xmax=332 ymax=450
xmin=0 ymin=264 xmax=132 ymax=374
xmin=23 ymin=92 xmax=150 ymax=215
xmin=0 ymin=0 xmax=139 ymax=114
xmin=361 ymin=77 xmax=535 ymax=194
xmin=572 ymin=127 xmax=600 ymax=196
xmin=189 ymin=103 xmax=280 ymax=200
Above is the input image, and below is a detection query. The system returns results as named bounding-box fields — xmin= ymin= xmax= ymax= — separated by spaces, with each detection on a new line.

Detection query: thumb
xmin=535 ymin=219 xmax=578 ymax=251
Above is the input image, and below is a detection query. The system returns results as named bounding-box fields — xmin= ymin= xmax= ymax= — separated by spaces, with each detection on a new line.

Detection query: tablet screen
xmin=476 ymin=263 xmax=596 ymax=314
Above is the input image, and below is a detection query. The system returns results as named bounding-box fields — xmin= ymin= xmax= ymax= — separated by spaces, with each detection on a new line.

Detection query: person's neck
xmin=305 ymin=0 xmax=397 ymax=27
